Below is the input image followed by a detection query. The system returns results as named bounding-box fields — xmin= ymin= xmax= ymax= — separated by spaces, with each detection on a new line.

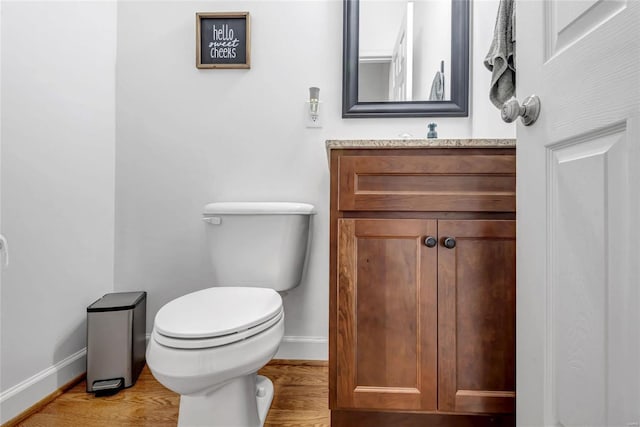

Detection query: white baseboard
xmin=0 ymin=348 xmax=86 ymax=424
xmin=274 ymin=335 xmax=328 ymax=360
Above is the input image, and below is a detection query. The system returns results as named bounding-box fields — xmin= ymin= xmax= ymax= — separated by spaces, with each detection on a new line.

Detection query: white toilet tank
xmin=202 ymin=202 xmax=316 ymax=292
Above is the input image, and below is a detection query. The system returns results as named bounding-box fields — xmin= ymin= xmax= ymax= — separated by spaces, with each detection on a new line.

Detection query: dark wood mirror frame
xmin=342 ymin=0 xmax=470 ymax=118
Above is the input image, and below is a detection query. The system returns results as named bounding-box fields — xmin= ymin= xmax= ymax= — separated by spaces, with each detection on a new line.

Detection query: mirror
xmin=343 ymin=0 xmax=469 ymax=118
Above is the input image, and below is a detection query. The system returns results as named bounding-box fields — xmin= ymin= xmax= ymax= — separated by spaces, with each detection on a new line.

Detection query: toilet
xmin=146 ymin=202 xmax=315 ymax=427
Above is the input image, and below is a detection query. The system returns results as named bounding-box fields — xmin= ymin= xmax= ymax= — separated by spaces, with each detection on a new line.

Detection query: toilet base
xmin=255 ymin=375 xmax=275 ymax=425
xmin=177 ymin=374 xmax=274 ymax=427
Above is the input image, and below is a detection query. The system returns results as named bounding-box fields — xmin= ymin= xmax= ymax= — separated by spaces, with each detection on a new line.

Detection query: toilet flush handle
xmin=202 ymin=217 xmax=222 ymax=225
xmin=0 ymin=234 xmax=8 ymax=267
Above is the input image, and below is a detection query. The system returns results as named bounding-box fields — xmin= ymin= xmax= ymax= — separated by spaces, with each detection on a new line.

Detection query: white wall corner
xmin=0 ymin=349 xmax=86 ymax=424
xmin=274 ymin=336 xmax=328 ymax=361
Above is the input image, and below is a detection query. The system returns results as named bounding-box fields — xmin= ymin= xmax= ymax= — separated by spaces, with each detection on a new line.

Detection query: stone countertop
xmin=326 ymin=138 xmax=516 ymax=152
xmin=325 ymin=139 xmax=516 ymax=165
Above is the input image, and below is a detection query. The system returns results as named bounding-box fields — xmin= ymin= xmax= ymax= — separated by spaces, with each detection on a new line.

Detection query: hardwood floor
xmin=15 ymin=360 xmax=329 ymax=427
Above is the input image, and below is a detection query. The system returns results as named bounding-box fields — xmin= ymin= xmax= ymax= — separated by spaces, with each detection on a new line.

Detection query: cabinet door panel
xmin=337 ymin=218 xmax=437 ymax=411
xmin=438 ymin=220 xmax=516 ymax=413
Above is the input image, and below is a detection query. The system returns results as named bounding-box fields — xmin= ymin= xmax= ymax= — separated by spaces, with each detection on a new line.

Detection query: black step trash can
xmin=86 ymin=291 xmax=146 ymax=393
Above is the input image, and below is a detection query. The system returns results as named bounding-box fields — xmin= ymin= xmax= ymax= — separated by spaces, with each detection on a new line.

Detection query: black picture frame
xmin=196 ymin=12 xmax=251 ymax=69
xmin=342 ymin=0 xmax=470 ymax=118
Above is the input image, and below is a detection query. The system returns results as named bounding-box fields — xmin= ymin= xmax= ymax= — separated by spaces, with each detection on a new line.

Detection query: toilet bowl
xmin=147 ymin=287 xmax=285 ymax=427
xmin=146 ymin=202 xmax=315 ymax=427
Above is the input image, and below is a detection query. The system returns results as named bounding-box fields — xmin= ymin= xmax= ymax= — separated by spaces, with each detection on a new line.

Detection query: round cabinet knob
xmin=424 ymin=236 xmax=437 ymax=248
xmin=443 ymin=237 xmax=456 ymax=249
xmin=501 ymin=95 xmax=541 ymax=126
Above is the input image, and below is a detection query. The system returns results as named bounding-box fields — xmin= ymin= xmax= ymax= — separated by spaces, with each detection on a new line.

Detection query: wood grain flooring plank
xmin=15 ymin=360 xmax=328 ymax=427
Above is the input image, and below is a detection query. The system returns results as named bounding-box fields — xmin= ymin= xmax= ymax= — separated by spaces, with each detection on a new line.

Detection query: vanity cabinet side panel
xmin=329 ymin=149 xmax=342 ymax=409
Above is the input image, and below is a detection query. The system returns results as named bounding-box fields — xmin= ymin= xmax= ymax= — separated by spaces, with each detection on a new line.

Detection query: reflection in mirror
xmin=359 ymin=0 xmax=452 ymax=102
xmin=342 ymin=0 xmax=469 ymax=118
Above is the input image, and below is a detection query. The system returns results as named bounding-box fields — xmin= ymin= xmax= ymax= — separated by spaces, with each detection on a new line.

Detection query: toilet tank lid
xmin=203 ymin=202 xmax=316 ymax=215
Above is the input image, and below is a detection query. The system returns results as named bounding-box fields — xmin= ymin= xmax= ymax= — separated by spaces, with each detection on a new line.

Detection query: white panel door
xmin=390 ymin=1 xmax=413 ymax=101
xmin=516 ymin=1 xmax=639 ymax=426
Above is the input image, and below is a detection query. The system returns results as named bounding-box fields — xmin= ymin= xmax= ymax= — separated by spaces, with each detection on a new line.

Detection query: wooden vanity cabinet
xmin=329 ymin=148 xmax=516 ymax=427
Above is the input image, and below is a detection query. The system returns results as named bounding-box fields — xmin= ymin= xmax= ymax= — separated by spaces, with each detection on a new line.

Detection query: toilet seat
xmin=153 ymin=308 xmax=283 ymax=349
xmin=153 ymin=287 xmax=283 ymax=349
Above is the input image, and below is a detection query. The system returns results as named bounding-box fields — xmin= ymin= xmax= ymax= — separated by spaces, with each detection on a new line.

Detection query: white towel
xmin=484 ymin=0 xmax=516 ymax=109
xmin=429 ymin=71 xmax=445 ymax=101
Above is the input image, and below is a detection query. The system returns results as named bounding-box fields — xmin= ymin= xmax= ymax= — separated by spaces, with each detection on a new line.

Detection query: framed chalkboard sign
xmin=196 ymin=12 xmax=251 ymax=69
